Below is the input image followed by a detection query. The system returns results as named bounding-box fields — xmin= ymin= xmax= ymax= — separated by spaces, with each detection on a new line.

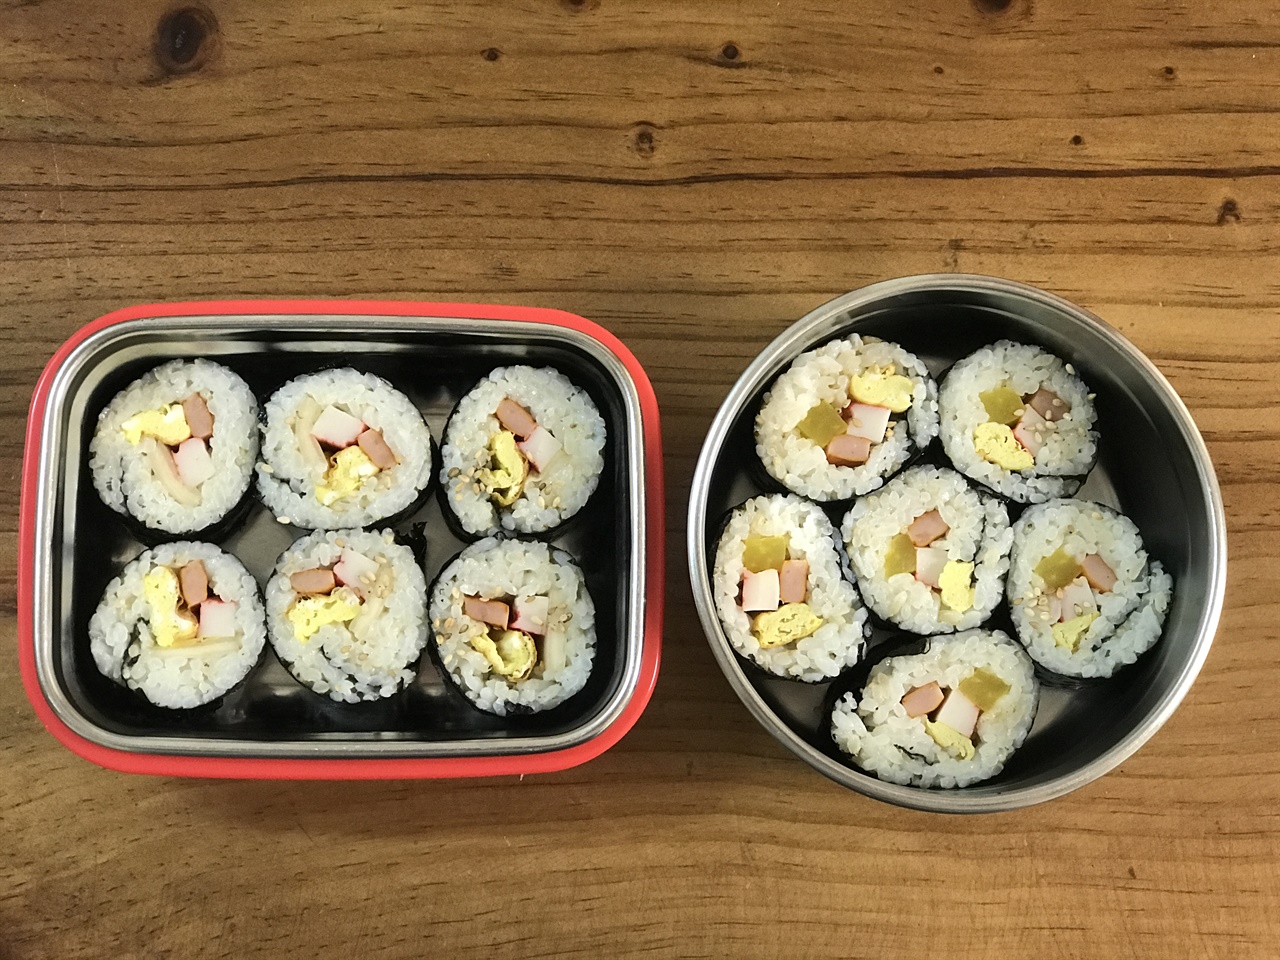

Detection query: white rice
xmin=257 ymin=369 xmax=433 ymax=529
xmin=938 ymin=341 xmax=1098 ymax=502
xmin=266 ymin=529 xmax=428 ymax=702
xmin=89 ymin=542 xmax=266 ymax=709
xmin=439 ymin=365 xmax=606 ymax=536
xmin=830 ymin=629 xmax=1038 ymax=788
xmin=89 ymin=359 xmax=259 ymax=534
xmin=1007 ymin=500 xmax=1174 ymax=678
xmin=755 ymin=336 xmax=939 ymax=501
xmin=713 ymin=494 xmax=868 ymax=681
xmin=431 ymin=538 xmax=596 ymax=716
xmin=841 ymin=465 xmax=1012 ymax=634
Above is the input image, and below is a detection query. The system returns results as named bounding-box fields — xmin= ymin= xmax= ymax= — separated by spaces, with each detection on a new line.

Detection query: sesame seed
xmin=277 ymin=516 xmax=291 ymax=524
xmin=1040 ymin=612 xmax=1051 ymax=621
xmin=1087 ymin=392 xmax=1096 ymax=400
xmin=1061 ymin=412 xmax=1073 ymax=421
xmin=1052 ymin=397 xmax=1064 ymax=407
xmin=1013 ymin=597 xmax=1023 ymax=605
xmin=261 ymin=464 xmax=274 ymax=474
xmin=1065 ymin=363 xmax=1076 ymax=374
xmin=1092 ymin=511 xmax=1103 ymax=520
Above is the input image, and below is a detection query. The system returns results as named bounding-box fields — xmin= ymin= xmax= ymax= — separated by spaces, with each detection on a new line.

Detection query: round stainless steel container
xmin=687 ymin=275 xmax=1226 ymax=812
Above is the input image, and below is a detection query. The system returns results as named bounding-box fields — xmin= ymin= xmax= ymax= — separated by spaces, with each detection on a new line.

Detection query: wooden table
xmin=3 ymin=2 xmax=1276 ymax=956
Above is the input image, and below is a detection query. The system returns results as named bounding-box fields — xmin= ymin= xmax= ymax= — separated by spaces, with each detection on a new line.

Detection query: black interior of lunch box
xmin=55 ymin=325 xmax=634 ymax=747
xmin=703 ymin=295 xmax=1207 ymax=793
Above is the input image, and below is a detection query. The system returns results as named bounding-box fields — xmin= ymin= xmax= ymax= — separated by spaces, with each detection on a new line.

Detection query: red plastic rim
xmin=18 ymin=300 xmax=664 ymax=779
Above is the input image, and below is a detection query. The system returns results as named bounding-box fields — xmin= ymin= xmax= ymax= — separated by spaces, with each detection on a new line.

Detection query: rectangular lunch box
xmin=19 ymin=300 xmax=663 ymax=778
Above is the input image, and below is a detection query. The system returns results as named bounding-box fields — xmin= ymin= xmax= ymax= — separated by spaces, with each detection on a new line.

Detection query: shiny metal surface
xmin=688 ymin=275 xmax=1226 ymax=813
xmin=32 ymin=313 xmax=648 ymax=759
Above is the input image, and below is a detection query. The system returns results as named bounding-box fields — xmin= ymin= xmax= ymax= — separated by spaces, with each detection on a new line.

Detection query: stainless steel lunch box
xmin=20 ymin=300 xmax=664 ymax=778
xmin=688 ymin=275 xmax=1226 ymax=812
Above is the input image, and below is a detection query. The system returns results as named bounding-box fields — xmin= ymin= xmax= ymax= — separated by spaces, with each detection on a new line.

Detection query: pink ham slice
xmin=182 ymin=393 xmax=214 ymax=439
xmin=740 ymin=568 xmax=781 ymax=612
xmin=844 ymin=403 xmax=891 ymax=443
xmin=290 ymin=567 xmax=336 ymax=596
xmin=1081 ymin=553 xmax=1117 ymax=593
xmin=495 ymin=398 xmax=538 ymax=439
xmin=1027 ymin=387 xmax=1070 ymax=423
xmin=901 ymin=681 xmax=944 ymax=718
xmin=463 ymin=596 xmax=510 ymax=629
xmin=778 ymin=559 xmax=809 ymax=604
xmin=178 ymin=560 xmax=209 ymax=608
xmin=907 ymin=509 xmax=950 ymax=548
xmin=825 ymin=434 xmax=871 ymax=467
xmin=357 ymin=428 xmax=397 ymax=469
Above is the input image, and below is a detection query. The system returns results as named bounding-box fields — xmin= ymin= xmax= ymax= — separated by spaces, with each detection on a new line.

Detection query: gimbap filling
xmin=296 ymin=400 xmax=401 ymax=506
xmin=713 ymin=494 xmax=868 ymax=682
xmin=258 ymin=370 xmax=433 ymax=530
xmin=939 ymin=341 xmax=1098 ymax=503
xmin=1008 ymin=500 xmax=1173 ymax=678
xmin=89 ymin=542 xmax=267 ymax=709
xmin=440 ymin=366 xmax=606 ymax=537
xmin=266 ymin=529 xmax=429 ymax=702
xmin=842 ymin=466 xmax=1012 ymax=635
xmin=755 ymin=336 xmax=939 ymax=501
xmin=90 ymin=359 xmax=259 ymax=533
xmin=431 ymin=538 xmax=596 ymax=715
xmin=830 ymin=630 xmax=1038 ymax=788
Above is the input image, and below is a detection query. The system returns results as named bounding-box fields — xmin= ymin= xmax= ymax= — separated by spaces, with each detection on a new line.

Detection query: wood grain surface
xmin=3 ymin=1 xmax=1278 ymax=957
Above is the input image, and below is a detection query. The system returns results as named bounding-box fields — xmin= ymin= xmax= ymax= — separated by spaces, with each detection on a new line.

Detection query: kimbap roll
xmin=841 ymin=465 xmax=1012 ymax=635
xmin=938 ymin=341 xmax=1098 ymax=503
xmin=830 ymin=630 xmax=1038 ymax=788
xmin=1007 ymin=500 xmax=1174 ymax=678
xmin=89 ymin=542 xmax=267 ymax=709
xmin=713 ymin=494 xmax=869 ymax=682
xmin=266 ymin=529 xmax=429 ymax=702
xmin=89 ymin=359 xmax=258 ymax=535
xmin=430 ymin=538 xmax=596 ymax=716
xmin=439 ymin=366 xmax=606 ymax=537
xmin=754 ymin=336 xmax=939 ymax=501
xmin=257 ymin=369 xmax=433 ymax=529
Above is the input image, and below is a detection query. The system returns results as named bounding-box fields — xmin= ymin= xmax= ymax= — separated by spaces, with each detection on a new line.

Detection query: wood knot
xmin=631 ymin=123 xmax=657 ymax=158
xmin=1070 ymin=134 xmax=1084 ymax=146
xmin=1162 ymin=65 xmax=1177 ymax=79
xmin=560 ymin=0 xmax=601 ymax=12
xmin=972 ymin=0 xmax=1016 ymax=13
xmin=721 ymin=42 xmax=740 ymax=61
xmin=933 ymin=65 xmax=945 ymax=75
xmin=155 ymin=6 xmax=218 ymax=75
xmin=1217 ymin=199 xmax=1241 ymax=225
xmin=482 ymin=47 xmax=502 ymax=62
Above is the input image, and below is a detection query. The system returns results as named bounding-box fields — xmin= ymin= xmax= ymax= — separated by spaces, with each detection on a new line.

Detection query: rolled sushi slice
xmin=713 ymin=494 xmax=869 ymax=682
xmin=431 ymin=538 xmax=596 ymax=716
xmin=1007 ymin=500 xmax=1174 ymax=679
xmin=439 ymin=365 xmax=606 ymax=537
xmin=89 ymin=359 xmax=259 ymax=535
xmin=938 ymin=340 xmax=1098 ymax=503
xmin=754 ymin=336 xmax=939 ymax=501
xmin=89 ymin=542 xmax=267 ymax=709
xmin=841 ymin=465 xmax=1012 ymax=635
xmin=257 ymin=369 xmax=432 ymax=530
xmin=830 ymin=629 xmax=1038 ymax=788
xmin=266 ymin=529 xmax=428 ymax=702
